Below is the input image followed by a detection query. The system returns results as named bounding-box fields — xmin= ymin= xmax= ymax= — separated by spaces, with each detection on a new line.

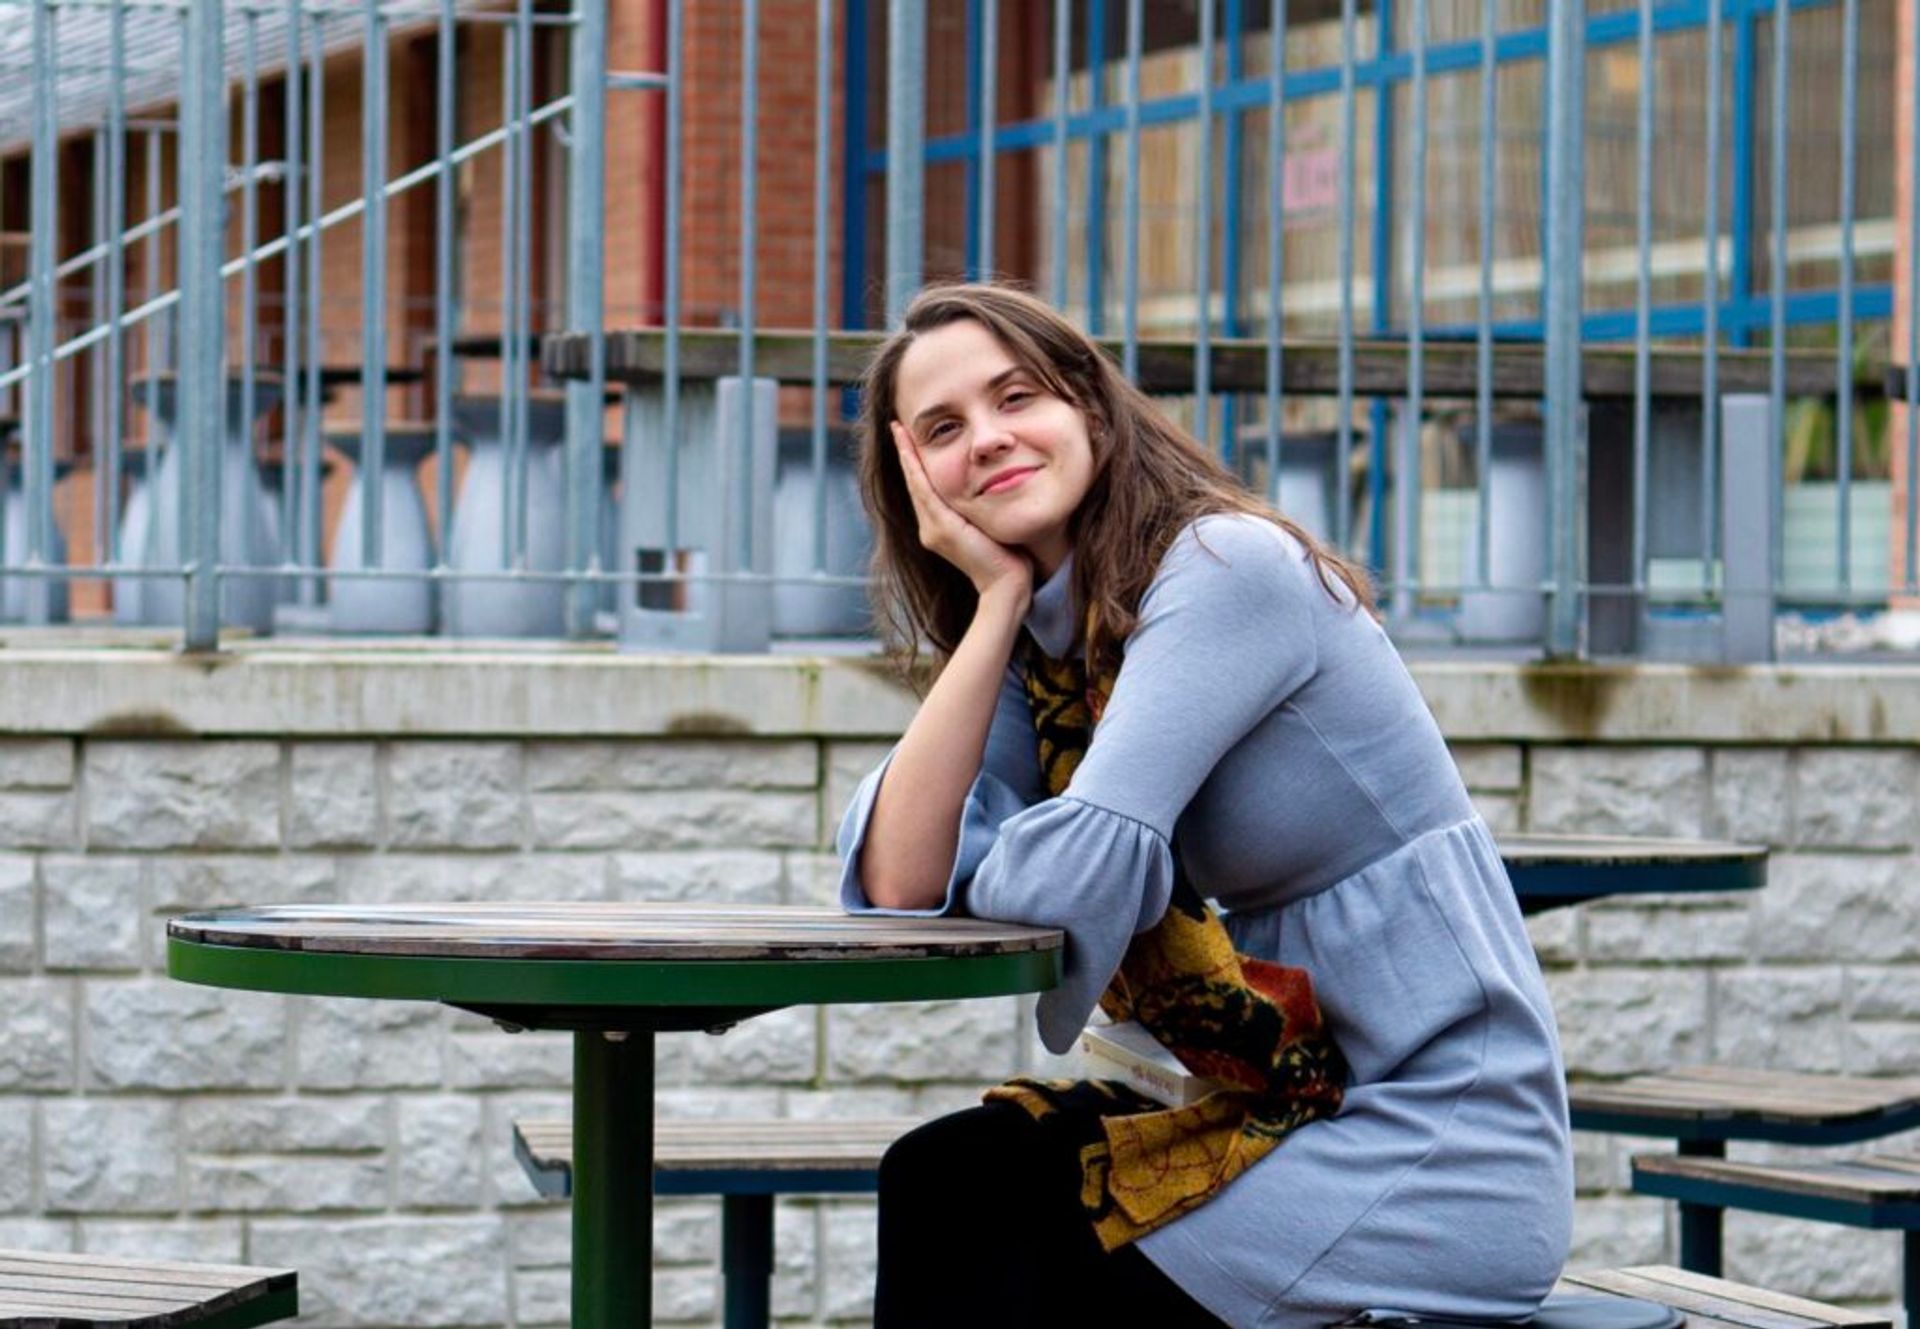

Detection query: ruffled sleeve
xmin=834 ymin=663 xmax=1046 ymax=916
xmin=966 ymin=515 xmax=1327 ymax=1051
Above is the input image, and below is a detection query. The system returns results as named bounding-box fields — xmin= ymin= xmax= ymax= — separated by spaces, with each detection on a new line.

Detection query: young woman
xmin=834 ymin=283 xmax=1572 ymax=1329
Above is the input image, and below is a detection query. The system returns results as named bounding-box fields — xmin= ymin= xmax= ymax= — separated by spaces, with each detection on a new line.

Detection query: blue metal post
xmin=566 ymin=0 xmax=609 ymax=635
xmin=179 ymin=0 xmax=227 ymax=649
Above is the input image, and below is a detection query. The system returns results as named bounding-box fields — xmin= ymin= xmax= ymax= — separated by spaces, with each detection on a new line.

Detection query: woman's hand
xmin=892 ymin=421 xmax=1033 ymax=607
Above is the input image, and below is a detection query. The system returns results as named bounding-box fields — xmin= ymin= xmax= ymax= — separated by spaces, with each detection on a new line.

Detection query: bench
xmin=1632 ymin=1153 xmax=1920 ymax=1323
xmin=513 ymin=1115 xmax=913 ymax=1329
xmin=0 ymin=1249 xmax=296 ymax=1329
xmin=1540 ymin=1265 xmax=1888 ymax=1329
xmin=1568 ymin=1066 xmax=1920 ymax=1274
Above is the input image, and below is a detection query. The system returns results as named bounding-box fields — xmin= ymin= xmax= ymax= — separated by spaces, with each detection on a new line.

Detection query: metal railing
xmin=0 ymin=0 xmax=1912 ymax=658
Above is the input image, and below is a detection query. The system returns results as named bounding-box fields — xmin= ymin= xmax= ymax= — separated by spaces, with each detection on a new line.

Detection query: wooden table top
xmin=1570 ymin=1065 xmax=1920 ymax=1141
xmin=166 ymin=902 xmax=1063 ymax=1029
xmin=168 ymin=901 xmax=1060 ymax=961
xmin=1497 ymin=834 xmax=1766 ymax=868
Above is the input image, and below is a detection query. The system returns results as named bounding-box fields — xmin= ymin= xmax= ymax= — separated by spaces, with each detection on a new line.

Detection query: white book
xmin=1078 ymin=1020 xmax=1223 ymax=1108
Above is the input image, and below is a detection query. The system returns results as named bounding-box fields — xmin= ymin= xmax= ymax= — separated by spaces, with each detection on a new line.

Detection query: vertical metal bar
xmin=963 ymin=0 xmax=981 ymax=277
xmin=512 ymin=0 xmax=535 ymax=565
xmin=180 ymin=0 xmax=228 ymax=649
xmin=1700 ymin=0 xmax=1723 ymax=593
xmin=566 ymin=0 xmax=609 ymax=635
xmin=144 ymin=130 xmax=166 ymax=378
xmin=841 ymin=0 xmax=867 ymax=330
xmin=812 ymin=0 xmax=834 ymax=572
xmin=241 ymin=9 xmax=261 ymax=550
xmin=1086 ymin=0 xmax=1108 ymax=333
xmin=1121 ymin=0 xmax=1142 ymax=380
xmin=976 ymin=0 xmax=998 ymax=277
xmin=885 ymin=0 xmax=926 ymax=325
xmin=92 ymin=132 xmax=109 ymax=568
xmin=1769 ymin=0 xmax=1788 ymax=594
xmin=361 ymin=0 xmax=389 ymax=569
xmin=435 ymin=0 xmax=456 ymax=585
xmin=23 ymin=0 xmax=59 ymax=623
xmin=1195 ymin=0 xmax=1215 ymax=451
xmin=1397 ymin=0 xmax=1427 ymax=615
xmin=737 ymin=0 xmax=760 ymax=571
xmin=1265 ymin=0 xmax=1286 ymax=506
xmin=1366 ymin=0 xmax=1395 ymax=575
xmin=1728 ymin=0 xmax=1757 ymax=351
xmin=280 ymin=0 xmax=303 ymax=577
xmin=1835 ymin=0 xmax=1858 ymax=597
xmin=499 ymin=22 xmax=520 ymax=561
xmin=1633 ymin=0 xmax=1653 ymax=597
xmin=1335 ymin=0 xmax=1357 ymax=554
xmin=301 ymin=11 xmax=325 ymax=593
xmin=104 ymin=0 xmax=128 ymax=566
xmin=1908 ymin=0 xmax=1919 ymax=594
xmin=1050 ymin=0 xmax=1069 ymax=308
xmin=663 ymin=0 xmax=683 ymax=553
xmin=1543 ymin=0 xmax=1586 ymax=656
xmin=1475 ymin=0 xmax=1495 ymax=587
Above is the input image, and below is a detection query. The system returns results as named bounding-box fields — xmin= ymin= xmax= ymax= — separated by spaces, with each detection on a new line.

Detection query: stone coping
xmin=0 ymin=643 xmax=1914 ymax=742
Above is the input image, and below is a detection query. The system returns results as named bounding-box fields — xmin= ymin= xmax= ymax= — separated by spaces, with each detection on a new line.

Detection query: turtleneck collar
xmin=1024 ymin=551 xmax=1079 ymax=659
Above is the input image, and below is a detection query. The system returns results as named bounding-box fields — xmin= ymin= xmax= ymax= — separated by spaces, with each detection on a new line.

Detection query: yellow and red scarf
xmin=984 ymin=628 xmax=1347 ymax=1250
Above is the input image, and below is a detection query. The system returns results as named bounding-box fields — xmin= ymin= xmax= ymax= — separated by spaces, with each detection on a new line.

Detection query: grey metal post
xmin=1719 ymin=394 xmax=1775 ymax=662
xmin=736 ymin=0 xmax=761 ymax=574
xmin=104 ymin=0 xmax=128 ymax=568
xmin=1121 ymin=0 xmax=1143 ymax=379
xmin=25 ymin=0 xmax=59 ymax=624
xmin=1049 ymin=0 xmax=1068 ymax=307
xmin=1542 ymin=0 xmax=1586 ymax=658
xmin=885 ymin=0 xmax=925 ymax=324
xmin=361 ymin=0 xmax=389 ymax=569
xmin=179 ymin=0 xmax=228 ymax=649
xmin=976 ymin=0 xmax=997 ymax=276
xmin=565 ymin=0 xmax=609 ymax=636
xmin=434 ymin=0 xmax=456 ymax=619
xmin=811 ymin=0 xmax=833 ymax=573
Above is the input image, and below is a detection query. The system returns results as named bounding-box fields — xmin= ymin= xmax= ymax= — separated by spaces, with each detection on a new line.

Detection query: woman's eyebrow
xmin=908 ymin=367 xmax=1026 ymax=436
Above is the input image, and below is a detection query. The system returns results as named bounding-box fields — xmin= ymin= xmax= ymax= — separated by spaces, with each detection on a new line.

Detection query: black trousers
xmin=873 ymin=1102 xmax=1229 ymax=1328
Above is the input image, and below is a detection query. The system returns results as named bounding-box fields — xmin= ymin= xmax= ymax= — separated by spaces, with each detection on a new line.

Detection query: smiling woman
xmin=834 ymin=283 xmax=1574 ymax=1329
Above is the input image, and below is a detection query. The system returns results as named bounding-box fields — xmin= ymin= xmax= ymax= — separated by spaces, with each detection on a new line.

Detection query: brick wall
xmin=0 ymin=657 xmax=1915 ymax=1325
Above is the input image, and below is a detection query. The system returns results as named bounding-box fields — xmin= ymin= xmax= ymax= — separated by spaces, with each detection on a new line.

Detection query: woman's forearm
xmin=858 ymin=581 xmax=1031 ymax=910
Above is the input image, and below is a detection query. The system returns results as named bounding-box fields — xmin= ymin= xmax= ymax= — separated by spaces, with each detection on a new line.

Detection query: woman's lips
xmin=980 ymin=466 xmax=1038 ymax=496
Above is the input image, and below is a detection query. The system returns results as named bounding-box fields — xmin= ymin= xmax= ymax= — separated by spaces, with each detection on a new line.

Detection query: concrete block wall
xmin=0 ymin=652 xmax=1914 ymax=1326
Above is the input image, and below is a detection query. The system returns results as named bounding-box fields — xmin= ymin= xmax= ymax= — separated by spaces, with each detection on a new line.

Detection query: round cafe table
xmin=167 ymin=902 xmax=1059 ymax=1329
xmin=1497 ymin=834 xmax=1768 ymax=913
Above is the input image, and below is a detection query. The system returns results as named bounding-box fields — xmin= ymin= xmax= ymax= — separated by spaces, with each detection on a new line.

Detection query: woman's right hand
xmin=891 ymin=421 xmax=1033 ymax=607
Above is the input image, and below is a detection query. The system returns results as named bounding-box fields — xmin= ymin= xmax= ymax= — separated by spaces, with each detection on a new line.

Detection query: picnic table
xmin=165 ymin=902 xmax=1060 ymax=1329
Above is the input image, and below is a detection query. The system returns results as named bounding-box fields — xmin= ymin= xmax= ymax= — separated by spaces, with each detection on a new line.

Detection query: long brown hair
xmin=856 ymin=282 xmax=1376 ymax=681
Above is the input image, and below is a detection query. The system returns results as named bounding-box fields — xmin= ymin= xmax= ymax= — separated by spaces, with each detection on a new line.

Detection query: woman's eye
xmin=924 ymin=420 xmax=959 ymax=444
xmin=1001 ymin=390 xmax=1032 ymax=410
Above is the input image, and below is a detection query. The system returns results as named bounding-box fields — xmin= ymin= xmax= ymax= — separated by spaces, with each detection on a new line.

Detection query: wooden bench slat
xmin=515 ymin=1116 xmax=914 ymax=1175
xmin=1581 ymin=1266 xmax=1889 ymax=1328
xmin=0 ymin=1263 xmax=255 ymax=1295
xmin=1634 ymin=1151 xmax=1920 ymax=1204
xmin=0 ymin=1288 xmax=187 ymax=1316
xmin=0 ymin=1254 xmax=287 ymax=1288
xmin=0 ymin=1276 xmax=236 ymax=1307
xmin=1563 ymin=1267 xmax=1871 ymax=1329
xmin=0 ymin=1250 xmax=295 ymax=1329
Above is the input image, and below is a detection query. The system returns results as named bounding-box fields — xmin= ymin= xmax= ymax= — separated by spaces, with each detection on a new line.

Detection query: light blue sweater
xmin=838 ymin=514 xmax=1573 ymax=1329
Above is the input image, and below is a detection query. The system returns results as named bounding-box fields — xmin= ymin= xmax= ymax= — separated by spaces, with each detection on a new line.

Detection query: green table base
xmin=575 ymin=1030 xmax=654 ymax=1329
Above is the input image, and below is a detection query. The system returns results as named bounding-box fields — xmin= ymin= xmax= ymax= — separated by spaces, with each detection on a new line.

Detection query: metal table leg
xmin=722 ymin=1193 xmax=775 ymax=1329
xmin=1676 ymin=1138 xmax=1725 ymax=1277
xmin=573 ymin=1029 xmax=654 ymax=1329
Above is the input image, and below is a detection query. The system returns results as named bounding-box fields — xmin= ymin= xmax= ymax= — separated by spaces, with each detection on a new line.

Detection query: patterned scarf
xmin=983 ymin=626 xmax=1348 ymax=1251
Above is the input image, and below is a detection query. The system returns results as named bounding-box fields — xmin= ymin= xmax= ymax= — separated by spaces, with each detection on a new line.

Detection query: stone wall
xmin=0 ymin=650 xmax=1914 ymax=1326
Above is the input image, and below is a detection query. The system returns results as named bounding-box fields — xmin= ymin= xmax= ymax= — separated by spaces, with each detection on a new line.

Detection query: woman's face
xmin=891 ymin=318 xmax=1096 ymax=580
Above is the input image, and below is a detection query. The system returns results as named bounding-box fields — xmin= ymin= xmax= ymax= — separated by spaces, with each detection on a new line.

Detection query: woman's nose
xmin=969 ymin=414 xmax=1014 ymax=456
